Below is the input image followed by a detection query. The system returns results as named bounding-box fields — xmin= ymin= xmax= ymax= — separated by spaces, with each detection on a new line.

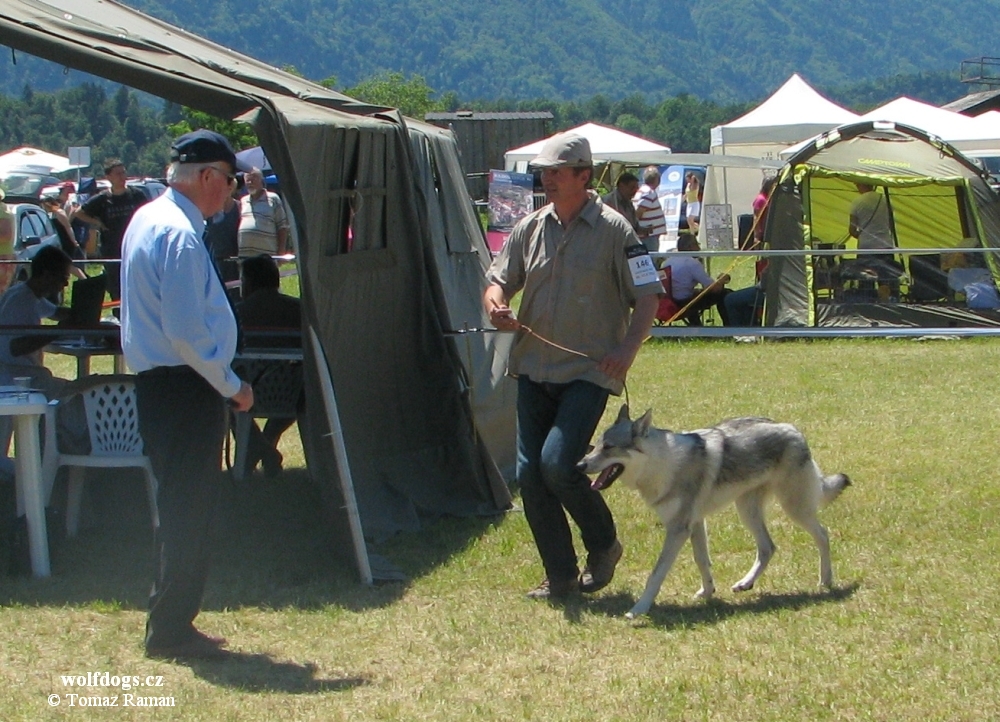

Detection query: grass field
xmin=2 ymin=337 xmax=999 ymax=721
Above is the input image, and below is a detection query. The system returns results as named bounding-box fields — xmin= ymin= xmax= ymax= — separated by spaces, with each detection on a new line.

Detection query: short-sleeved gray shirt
xmin=487 ymin=191 xmax=661 ymax=395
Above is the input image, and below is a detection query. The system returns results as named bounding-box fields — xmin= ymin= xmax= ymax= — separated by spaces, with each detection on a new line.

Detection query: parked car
xmin=127 ymin=178 xmax=167 ymax=201
xmin=0 ymin=170 xmax=62 ymax=200
xmin=3 ymin=201 xmax=62 ymax=283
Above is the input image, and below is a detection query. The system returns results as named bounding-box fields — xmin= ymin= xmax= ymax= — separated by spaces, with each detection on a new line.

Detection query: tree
xmin=342 ymin=72 xmax=447 ymax=118
xmin=166 ymin=108 xmax=258 ymax=151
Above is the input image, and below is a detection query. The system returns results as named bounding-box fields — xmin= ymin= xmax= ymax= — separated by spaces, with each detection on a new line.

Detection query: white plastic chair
xmin=43 ymin=375 xmax=158 ymax=537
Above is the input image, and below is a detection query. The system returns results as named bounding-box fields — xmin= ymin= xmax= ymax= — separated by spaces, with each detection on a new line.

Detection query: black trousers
xmin=136 ymin=366 xmax=227 ymax=648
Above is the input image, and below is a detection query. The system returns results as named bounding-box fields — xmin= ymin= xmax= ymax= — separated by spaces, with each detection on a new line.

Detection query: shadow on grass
xmin=1 ymin=466 xmax=504 ymax=614
xmin=171 ymin=651 xmax=370 ymax=694
xmin=562 ymin=582 xmax=860 ymax=627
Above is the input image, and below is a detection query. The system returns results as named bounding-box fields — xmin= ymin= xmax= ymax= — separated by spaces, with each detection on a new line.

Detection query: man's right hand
xmin=229 ymin=380 xmax=254 ymax=412
xmin=489 ymin=304 xmax=521 ymax=332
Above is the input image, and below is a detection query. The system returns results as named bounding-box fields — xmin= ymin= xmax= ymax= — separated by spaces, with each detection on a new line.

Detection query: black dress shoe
xmin=145 ymin=630 xmax=228 ymax=660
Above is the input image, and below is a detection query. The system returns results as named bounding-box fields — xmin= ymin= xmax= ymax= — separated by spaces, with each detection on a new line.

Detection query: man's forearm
xmin=623 ymin=294 xmax=659 ymax=352
xmin=483 ymin=283 xmax=508 ymax=314
xmin=73 ymin=210 xmax=101 ymax=228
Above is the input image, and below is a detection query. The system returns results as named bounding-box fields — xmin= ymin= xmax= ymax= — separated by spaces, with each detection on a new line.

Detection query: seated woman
xmin=661 ymin=235 xmax=730 ymax=325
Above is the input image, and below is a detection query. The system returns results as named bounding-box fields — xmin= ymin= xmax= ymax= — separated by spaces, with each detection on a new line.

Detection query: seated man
xmin=661 ymin=235 xmax=730 ymax=325
xmin=235 ymin=254 xmax=302 ymax=477
xmin=0 ymin=245 xmax=74 ymax=392
xmin=724 ymin=265 xmax=767 ymax=327
xmin=0 ymin=246 xmax=74 ymax=481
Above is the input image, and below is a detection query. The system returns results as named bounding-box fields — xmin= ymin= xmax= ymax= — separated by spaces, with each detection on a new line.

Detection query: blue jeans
xmin=516 ymin=376 xmax=615 ymax=582
xmin=724 ymin=285 xmax=764 ymax=326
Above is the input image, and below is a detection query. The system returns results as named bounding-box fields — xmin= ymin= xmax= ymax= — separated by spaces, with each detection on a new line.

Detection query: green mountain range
xmin=3 ymin=0 xmax=998 ymax=105
xmin=123 ymin=0 xmax=999 ymax=102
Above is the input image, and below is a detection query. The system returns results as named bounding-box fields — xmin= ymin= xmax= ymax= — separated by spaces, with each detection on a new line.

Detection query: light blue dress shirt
xmin=120 ymin=187 xmax=242 ymax=398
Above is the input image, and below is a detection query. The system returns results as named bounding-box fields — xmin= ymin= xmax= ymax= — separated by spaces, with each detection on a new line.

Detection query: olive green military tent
xmin=762 ymin=120 xmax=1000 ymax=328
xmin=0 ymin=0 xmax=515 ymax=579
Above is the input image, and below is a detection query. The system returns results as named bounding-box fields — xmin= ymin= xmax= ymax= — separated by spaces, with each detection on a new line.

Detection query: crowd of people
xmin=0 ymin=138 xmax=298 ymax=644
xmin=595 ymin=164 xmax=770 ymax=327
xmin=0 ymin=158 xmax=291 ymax=301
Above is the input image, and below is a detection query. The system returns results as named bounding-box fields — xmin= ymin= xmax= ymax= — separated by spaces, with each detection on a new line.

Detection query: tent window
xmin=347 ymin=184 xmax=387 ymax=253
xmin=323 ymin=132 xmax=389 ymax=255
xmin=324 ymin=183 xmax=388 ymax=255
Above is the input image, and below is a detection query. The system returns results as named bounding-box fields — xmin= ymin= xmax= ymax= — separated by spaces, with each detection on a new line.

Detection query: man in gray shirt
xmin=484 ymin=132 xmax=660 ymax=601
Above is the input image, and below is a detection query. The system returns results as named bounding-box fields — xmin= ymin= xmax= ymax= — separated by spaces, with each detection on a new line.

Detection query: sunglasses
xmin=205 ymin=166 xmax=237 ymax=185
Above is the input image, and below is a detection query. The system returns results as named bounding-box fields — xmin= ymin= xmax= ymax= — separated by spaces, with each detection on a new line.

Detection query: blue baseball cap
xmin=170 ymin=129 xmax=237 ymax=170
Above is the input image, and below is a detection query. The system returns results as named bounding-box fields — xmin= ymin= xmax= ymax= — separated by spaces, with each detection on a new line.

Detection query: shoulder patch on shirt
xmin=625 ymin=244 xmax=659 ymax=287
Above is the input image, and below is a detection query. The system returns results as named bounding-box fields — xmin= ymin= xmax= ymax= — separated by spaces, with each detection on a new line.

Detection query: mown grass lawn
xmin=1 ymin=337 xmax=998 ymax=721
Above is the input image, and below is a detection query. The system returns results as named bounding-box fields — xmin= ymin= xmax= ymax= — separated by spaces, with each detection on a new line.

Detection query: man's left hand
xmin=229 ymin=381 xmax=254 ymax=412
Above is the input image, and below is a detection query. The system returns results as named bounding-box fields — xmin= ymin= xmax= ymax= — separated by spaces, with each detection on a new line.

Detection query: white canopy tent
xmin=779 ymin=98 xmax=1000 ymax=159
xmin=504 ymin=122 xmax=672 ymax=171
xmin=709 ymin=74 xmax=859 ymax=230
xmin=859 ymin=97 xmax=996 ymax=147
xmin=0 ymin=146 xmax=74 ymax=175
xmin=711 ymin=74 xmax=859 ymax=148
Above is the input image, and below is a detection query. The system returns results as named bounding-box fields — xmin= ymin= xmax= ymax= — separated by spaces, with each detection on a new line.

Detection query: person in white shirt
xmin=0 ymin=246 xmax=73 ymax=389
xmin=661 ymin=235 xmax=731 ymax=325
xmin=121 ymin=129 xmax=253 ymax=660
xmin=237 ymin=167 xmax=289 ymax=256
xmin=848 ymin=183 xmax=894 ymax=251
xmin=633 ymin=166 xmax=667 ymax=252
xmin=848 ymin=183 xmax=901 ymax=299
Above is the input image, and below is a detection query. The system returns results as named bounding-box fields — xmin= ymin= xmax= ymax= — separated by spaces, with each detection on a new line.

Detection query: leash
xmin=488 ymin=321 xmax=631 ymax=408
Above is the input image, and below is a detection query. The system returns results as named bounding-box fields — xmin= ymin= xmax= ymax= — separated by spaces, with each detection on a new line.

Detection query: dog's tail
xmin=820 ymin=473 xmax=851 ymax=508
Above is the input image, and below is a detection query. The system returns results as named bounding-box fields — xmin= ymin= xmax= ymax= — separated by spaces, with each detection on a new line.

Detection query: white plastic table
xmin=0 ymin=391 xmax=51 ymax=577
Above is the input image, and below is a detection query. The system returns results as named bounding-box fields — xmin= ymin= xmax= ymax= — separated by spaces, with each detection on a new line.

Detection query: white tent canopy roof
xmin=504 ymin=122 xmax=672 ymax=170
xmin=0 ymin=146 xmax=74 ymax=175
xmin=711 ymin=73 xmax=859 ymax=147
xmin=780 ymin=97 xmax=1000 ymax=158
xmin=857 ymin=97 xmax=991 ymax=142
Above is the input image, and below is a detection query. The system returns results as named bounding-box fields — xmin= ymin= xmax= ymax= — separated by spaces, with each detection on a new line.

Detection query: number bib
xmin=626 ymin=244 xmax=659 ymax=287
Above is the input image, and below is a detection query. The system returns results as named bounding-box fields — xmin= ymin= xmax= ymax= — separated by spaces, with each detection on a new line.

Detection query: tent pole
xmin=308 ymin=326 xmax=373 ymax=585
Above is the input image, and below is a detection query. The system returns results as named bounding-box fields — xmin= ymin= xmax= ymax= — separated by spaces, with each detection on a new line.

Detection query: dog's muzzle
xmin=590 ymin=463 xmax=624 ymax=491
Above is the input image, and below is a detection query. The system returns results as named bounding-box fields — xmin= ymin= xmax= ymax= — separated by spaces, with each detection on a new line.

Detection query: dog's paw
xmin=694 ymin=584 xmax=715 ymax=599
xmin=731 ymin=578 xmax=755 ymax=593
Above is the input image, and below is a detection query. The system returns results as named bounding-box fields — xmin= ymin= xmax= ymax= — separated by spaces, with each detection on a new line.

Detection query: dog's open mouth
xmin=591 ymin=463 xmax=624 ymax=491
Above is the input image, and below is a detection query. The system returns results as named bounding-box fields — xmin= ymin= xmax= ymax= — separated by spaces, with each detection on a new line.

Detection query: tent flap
xmin=1 ymin=0 xmax=515 ymax=570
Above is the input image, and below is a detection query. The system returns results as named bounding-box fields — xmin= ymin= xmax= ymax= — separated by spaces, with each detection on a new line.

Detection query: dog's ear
xmin=633 ymin=408 xmax=653 ymax=438
xmin=616 ymin=404 xmax=631 ymax=423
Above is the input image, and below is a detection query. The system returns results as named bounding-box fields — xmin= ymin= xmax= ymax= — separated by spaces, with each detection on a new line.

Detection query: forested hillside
xmin=1 ymin=0 xmax=995 ymax=170
xmin=90 ymin=0 xmax=1000 ymax=102
xmin=0 ymin=85 xmax=176 ymax=177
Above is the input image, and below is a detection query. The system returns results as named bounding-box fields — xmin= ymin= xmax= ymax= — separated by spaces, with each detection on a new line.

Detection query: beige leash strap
xmin=519 ymin=324 xmax=595 ymax=361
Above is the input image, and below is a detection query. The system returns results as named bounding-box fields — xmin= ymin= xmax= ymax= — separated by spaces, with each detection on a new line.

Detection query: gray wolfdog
xmin=577 ymin=406 xmax=851 ymax=618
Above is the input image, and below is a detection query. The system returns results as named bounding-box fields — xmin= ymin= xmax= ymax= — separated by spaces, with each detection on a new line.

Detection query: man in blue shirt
xmin=121 ymin=130 xmax=253 ymax=660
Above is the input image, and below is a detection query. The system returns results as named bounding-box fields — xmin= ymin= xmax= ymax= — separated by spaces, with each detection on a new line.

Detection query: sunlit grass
xmin=2 ymin=337 xmax=999 ymax=720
